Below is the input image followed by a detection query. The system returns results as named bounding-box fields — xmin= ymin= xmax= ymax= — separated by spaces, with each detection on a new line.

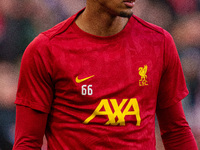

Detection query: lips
xmin=123 ymin=0 xmax=135 ymax=8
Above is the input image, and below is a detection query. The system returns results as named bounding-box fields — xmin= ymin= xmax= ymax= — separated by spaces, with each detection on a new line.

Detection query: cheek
xmin=98 ymin=0 xmax=121 ymax=10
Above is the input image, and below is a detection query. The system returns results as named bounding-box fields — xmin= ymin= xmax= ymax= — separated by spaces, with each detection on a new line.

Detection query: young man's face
xmin=95 ymin=0 xmax=136 ymax=18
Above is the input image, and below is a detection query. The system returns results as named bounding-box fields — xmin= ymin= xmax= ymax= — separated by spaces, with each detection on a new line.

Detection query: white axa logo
xmin=83 ymin=98 xmax=141 ymax=126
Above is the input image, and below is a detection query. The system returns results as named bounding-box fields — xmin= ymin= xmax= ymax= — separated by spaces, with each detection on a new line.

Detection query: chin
xmin=119 ymin=11 xmax=133 ymax=18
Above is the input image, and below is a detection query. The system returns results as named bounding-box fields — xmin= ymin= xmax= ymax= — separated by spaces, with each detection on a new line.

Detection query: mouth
xmin=123 ymin=0 xmax=136 ymax=8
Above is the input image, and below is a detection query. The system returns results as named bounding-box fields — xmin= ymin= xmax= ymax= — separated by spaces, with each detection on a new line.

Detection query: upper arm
xmin=15 ymin=34 xmax=54 ymax=113
xmin=156 ymin=31 xmax=198 ymax=149
xmin=13 ymin=34 xmax=53 ymax=149
xmin=157 ymin=30 xmax=188 ymax=109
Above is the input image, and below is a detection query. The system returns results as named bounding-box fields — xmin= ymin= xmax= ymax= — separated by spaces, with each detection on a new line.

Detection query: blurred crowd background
xmin=0 ymin=0 xmax=199 ymax=149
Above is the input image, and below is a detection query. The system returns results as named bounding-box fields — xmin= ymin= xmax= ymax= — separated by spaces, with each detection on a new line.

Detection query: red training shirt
xmin=15 ymin=9 xmax=189 ymax=150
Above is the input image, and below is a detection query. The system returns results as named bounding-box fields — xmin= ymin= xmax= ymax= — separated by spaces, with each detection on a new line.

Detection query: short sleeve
xmin=15 ymin=34 xmax=54 ymax=113
xmin=157 ymin=30 xmax=189 ymax=109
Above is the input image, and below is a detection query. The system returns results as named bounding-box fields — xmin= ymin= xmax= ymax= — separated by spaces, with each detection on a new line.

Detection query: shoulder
xmin=41 ymin=14 xmax=76 ymax=40
xmin=131 ymin=15 xmax=170 ymax=37
xmin=24 ymin=12 xmax=79 ymax=54
xmin=41 ymin=8 xmax=85 ymax=40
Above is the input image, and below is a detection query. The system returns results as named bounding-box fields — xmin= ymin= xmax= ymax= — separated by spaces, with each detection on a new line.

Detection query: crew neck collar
xmin=71 ymin=8 xmax=134 ymax=43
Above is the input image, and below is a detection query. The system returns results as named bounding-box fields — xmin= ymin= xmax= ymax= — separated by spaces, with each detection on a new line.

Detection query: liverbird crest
xmin=138 ymin=65 xmax=148 ymax=86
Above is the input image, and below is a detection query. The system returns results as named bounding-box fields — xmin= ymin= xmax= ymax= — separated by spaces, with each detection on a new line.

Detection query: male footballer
xmin=13 ymin=0 xmax=198 ymax=149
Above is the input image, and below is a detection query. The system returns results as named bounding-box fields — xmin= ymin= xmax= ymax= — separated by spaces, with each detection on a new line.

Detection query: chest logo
xmin=75 ymin=75 xmax=94 ymax=83
xmin=138 ymin=65 xmax=148 ymax=86
xmin=83 ymin=98 xmax=141 ymax=126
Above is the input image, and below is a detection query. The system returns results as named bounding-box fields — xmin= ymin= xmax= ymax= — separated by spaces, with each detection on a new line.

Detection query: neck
xmin=75 ymin=7 xmax=129 ymax=36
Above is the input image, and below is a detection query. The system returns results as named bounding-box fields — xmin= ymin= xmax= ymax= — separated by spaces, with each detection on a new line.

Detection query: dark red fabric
xmin=14 ymin=10 xmax=191 ymax=149
xmin=14 ymin=102 xmax=198 ymax=150
xmin=156 ymin=101 xmax=198 ymax=150
xmin=13 ymin=105 xmax=48 ymax=150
